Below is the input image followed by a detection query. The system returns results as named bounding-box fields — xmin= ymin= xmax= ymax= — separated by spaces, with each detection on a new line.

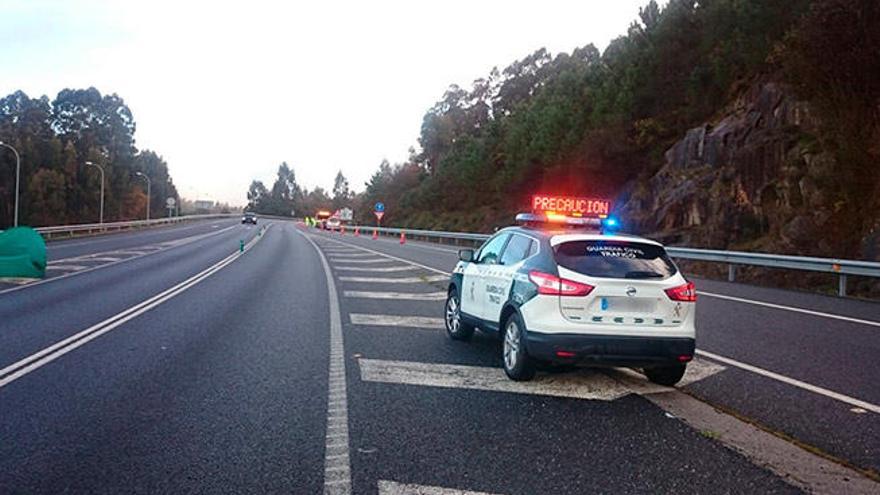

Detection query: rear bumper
xmin=525 ymin=331 xmax=695 ymax=367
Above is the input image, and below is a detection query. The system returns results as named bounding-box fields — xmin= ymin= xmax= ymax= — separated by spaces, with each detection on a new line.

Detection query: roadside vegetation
xmin=0 ymin=88 xmax=179 ymax=226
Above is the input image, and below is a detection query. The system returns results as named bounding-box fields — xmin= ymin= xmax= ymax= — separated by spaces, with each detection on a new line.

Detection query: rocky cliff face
xmin=622 ymin=80 xmax=879 ymax=263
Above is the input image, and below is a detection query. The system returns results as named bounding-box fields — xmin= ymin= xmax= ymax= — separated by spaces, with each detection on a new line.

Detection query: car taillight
xmin=528 ymin=270 xmax=594 ymax=296
xmin=665 ymin=281 xmax=697 ymax=302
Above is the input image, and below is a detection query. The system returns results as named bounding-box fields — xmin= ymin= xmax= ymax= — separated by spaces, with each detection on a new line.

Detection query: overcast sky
xmin=1 ymin=0 xmax=649 ymax=205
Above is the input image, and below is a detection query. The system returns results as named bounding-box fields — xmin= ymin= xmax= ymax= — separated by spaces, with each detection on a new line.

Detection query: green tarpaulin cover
xmin=0 ymin=227 xmax=47 ymax=279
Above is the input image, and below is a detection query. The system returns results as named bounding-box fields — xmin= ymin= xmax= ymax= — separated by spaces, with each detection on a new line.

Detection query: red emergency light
xmin=531 ymin=195 xmax=611 ymax=218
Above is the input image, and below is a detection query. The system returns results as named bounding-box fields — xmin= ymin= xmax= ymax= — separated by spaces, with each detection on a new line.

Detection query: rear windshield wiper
xmin=624 ymin=271 xmax=665 ymax=279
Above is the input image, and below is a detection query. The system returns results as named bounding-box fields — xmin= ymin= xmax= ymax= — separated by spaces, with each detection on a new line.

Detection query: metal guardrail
xmin=347 ymin=224 xmax=880 ymax=297
xmin=34 ymin=214 xmax=238 ymax=239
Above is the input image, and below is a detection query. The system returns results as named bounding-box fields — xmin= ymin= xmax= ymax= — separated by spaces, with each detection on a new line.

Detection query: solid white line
xmin=326 ymin=253 xmax=377 ymax=259
xmin=378 ymin=480 xmax=500 ymax=495
xmin=696 ymin=349 xmax=880 ymax=414
xmin=297 ymin=229 xmax=352 ymax=495
xmin=0 ymin=225 xmax=270 ymax=388
xmin=350 ymin=314 xmax=444 ymax=328
xmin=338 ymin=275 xmax=447 ymax=283
xmin=333 ymin=265 xmax=416 ymax=272
xmin=699 ymin=291 xmax=880 ymax=328
xmin=343 ymin=291 xmax=447 ymax=301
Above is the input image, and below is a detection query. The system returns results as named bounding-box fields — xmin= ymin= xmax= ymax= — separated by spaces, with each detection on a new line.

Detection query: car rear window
xmin=553 ymin=240 xmax=677 ymax=279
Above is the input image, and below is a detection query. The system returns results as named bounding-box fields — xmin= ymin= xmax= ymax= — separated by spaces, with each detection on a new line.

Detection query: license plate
xmin=600 ymin=297 xmax=656 ymax=313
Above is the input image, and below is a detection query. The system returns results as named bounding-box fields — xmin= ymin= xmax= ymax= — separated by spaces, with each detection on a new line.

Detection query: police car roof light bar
xmin=515 ymin=212 xmax=603 ymax=229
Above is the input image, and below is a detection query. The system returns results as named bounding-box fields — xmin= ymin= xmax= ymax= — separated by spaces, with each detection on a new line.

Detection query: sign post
xmin=166 ymin=197 xmax=176 ymax=218
xmin=374 ymin=202 xmax=385 ymax=227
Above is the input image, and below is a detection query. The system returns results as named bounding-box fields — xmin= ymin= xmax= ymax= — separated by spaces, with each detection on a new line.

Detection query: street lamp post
xmin=85 ymin=161 xmax=105 ymax=224
xmin=0 ymin=141 xmax=21 ymax=227
xmin=135 ymin=172 xmax=151 ymax=221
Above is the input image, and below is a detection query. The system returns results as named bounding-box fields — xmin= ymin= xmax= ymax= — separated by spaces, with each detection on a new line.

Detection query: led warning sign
xmin=531 ymin=195 xmax=611 ymax=218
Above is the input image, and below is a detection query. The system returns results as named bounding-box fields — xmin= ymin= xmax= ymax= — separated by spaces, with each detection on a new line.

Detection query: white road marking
xmin=350 ymin=314 xmax=444 ymax=328
xmin=359 ymin=359 xmax=632 ymax=401
xmin=334 ymin=265 xmax=416 ymax=272
xmin=605 ymin=359 xmax=728 ymax=393
xmin=696 ymin=349 xmax=880 ymax=414
xmin=324 ymin=258 xmax=395 ymax=264
xmin=338 ymin=275 xmax=447 ymax=283
xmin=378 ymin=480 xmax=500 ymax=495
xmin=318 ymin=237 xmax=449 ymax=275
xmin=360 ymin=358 xmax=725 ymax=402
xmin=103 ymin=250 xmax=148 ymax=256
xmin=45 ymin=265 xmax=88 ymax=272
xmin=0 ymin=225 xmax=239 ymax=296
xmin=0 ymin=225 xmax=271 ymax=388
xmin=344 ymin=291 xmax=447 ymax=301
xmin=326 ymin=253 xmax=378 ymax=259
xmin=699 ymin=291 xmax=880 ymax=328
xmin=81 ymin=256 xmax=122 ymax=262
xmin=0 ymin=277 xmax=38 ymax=285
xmin=298 ymin=230 xmax=352 ymax=495
xmin=323 ymin=234 xmax=880 ymax=416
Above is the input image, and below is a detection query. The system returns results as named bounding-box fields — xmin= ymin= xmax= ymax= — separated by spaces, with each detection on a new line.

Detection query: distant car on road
xmin=325 ymin=217 xmax=341 ymax=231
xmin=444 ymin=207 xmax=696 ymax=385
xmin=242 ymin=212 xmax=258 ymax=225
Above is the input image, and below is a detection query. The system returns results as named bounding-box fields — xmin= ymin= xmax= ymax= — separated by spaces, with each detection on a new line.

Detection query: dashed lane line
xmin=344 ymin=291 xmax=447 ymax=301
xmin=350 ymin=314 xmax=444 ymax=328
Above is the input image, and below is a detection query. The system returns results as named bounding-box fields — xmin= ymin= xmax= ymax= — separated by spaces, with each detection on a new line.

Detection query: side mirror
xmin=458 ymin=249 xmax=475 ymax=262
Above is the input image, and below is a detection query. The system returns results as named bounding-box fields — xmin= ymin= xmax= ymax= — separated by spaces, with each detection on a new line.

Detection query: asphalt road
xmin=1 ymin=221 xmax=878 ymax=494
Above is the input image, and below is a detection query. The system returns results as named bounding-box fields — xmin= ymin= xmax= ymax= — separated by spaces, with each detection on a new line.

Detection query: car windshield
xmin=553 ymin=240 xmax=677 ymax=279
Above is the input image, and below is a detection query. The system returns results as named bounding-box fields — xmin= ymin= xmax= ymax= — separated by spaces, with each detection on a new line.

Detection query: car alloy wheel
xmin=504 ymin=320 xmax=520 ymax=370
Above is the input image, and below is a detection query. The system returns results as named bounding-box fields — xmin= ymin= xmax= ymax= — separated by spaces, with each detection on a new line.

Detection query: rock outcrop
xmin=621 ymin=80 xmax=878 ymax=261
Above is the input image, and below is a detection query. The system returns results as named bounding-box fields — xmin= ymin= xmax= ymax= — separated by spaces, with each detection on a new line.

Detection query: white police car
xmin=444 ymin=196 xmax=696 ymax=385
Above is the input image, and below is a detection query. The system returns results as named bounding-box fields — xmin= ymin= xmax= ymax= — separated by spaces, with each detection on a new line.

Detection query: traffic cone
xmin=354 ymin=227 xmax=360 ymax=236
xmin=372 ymin=229 xmax=378 ymax=240
xmin=399 ymin=231 xmax=406 ymax=245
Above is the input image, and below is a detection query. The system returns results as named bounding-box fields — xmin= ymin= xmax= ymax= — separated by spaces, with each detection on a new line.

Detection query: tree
xmin=246 ymin=180 xmax=269 ymax=212
xmin=332 ymin=170 xmax=351 ymax=209
xmin=0 ymin=87 xmax=181 ymax=227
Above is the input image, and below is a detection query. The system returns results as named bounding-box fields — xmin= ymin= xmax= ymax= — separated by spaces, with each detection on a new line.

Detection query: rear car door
xmin=483 ymin=234 xmax=536 ymax=325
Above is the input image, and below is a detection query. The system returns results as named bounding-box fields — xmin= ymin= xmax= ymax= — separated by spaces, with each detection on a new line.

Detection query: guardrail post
xmin=838 ymin=274 xmax=847 ymax=297
xmin=727 ymin=264 xmax=736 ymax=282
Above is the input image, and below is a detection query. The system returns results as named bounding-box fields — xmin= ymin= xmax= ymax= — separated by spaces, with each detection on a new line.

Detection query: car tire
xmin=502 ymin=312 xmax=536 ymax=381
xmin=644 ymin=364 xmax=687 ymax=386
xmin=444 ymin=288 xmax=474 ymax=341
